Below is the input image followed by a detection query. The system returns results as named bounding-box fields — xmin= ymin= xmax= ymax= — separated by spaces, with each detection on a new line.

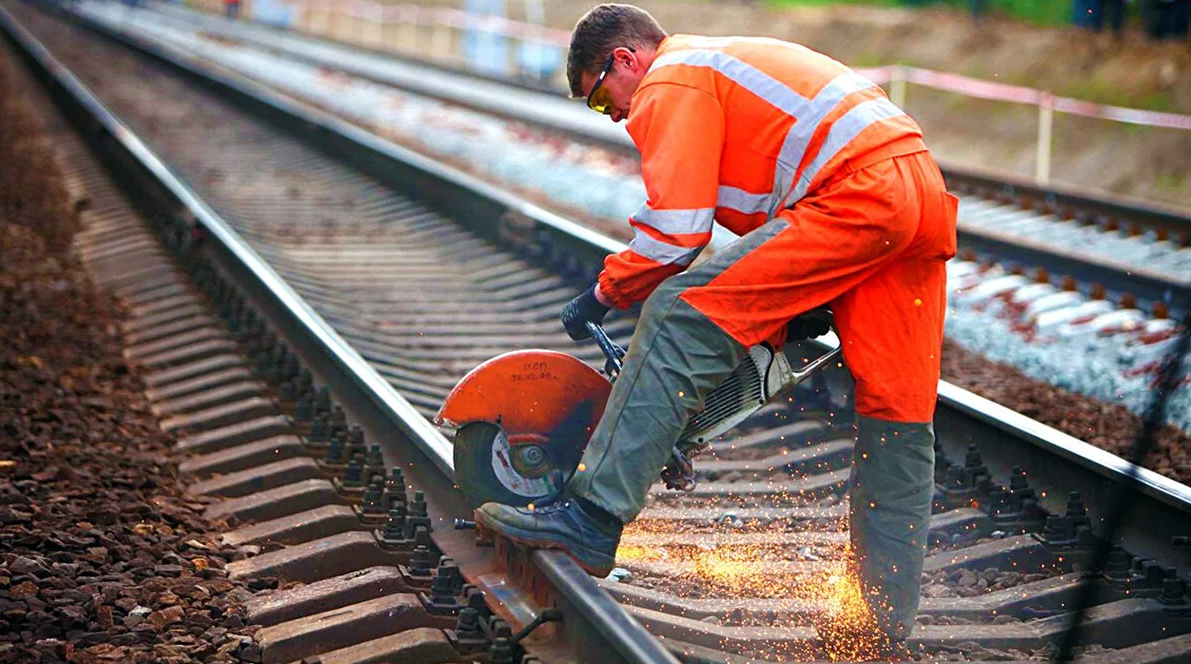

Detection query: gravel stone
xmin=148 ymin=606 xmax=185 ymax=629
xmin=9 ymin=557 xmax=48 ymax=577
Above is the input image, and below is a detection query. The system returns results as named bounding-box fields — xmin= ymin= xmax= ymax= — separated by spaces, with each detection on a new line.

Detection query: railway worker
xmin=474 ymin=3 xmax=957 ymax=654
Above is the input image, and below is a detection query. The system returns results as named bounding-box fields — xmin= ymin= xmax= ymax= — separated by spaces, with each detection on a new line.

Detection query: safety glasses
xmin=586 ymin=55 xmax=616 ymax=115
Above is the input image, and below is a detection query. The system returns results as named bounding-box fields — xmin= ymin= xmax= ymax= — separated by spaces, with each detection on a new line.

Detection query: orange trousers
xmin=681 ymin=150 xmax=958 ymax=422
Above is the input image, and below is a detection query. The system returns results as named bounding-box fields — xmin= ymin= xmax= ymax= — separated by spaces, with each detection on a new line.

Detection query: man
xmin=474 ymin=3 xmax=957 ymax=651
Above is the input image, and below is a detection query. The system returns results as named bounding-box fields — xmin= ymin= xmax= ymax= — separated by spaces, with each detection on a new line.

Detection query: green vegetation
xmin=767 ymin=0 xmax=1073 ymax=27
xmin=1155 ymin=173 xmax=1185 ymax=192
xmin=766 ymin=0 xmax=902 ymax=7
xmin=849 ymin=53 xmax=889 ymax=68
xmin=1057 ymin=77 xmax=1177 ymax=113
xmin=963 ymin=0 xmax=1071 ymax=27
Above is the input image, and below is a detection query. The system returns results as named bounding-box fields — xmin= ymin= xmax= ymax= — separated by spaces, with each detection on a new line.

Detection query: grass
xmin=849 ymin=53 xmax=889 ymax=68
xmin=1155 ymin=173 xmax=1185 ymax=192
xmin=766 ymin=0 xmax=1073 ymax=27
xmin=765 ymin=0 xmax=902 ymax=8
xmin=974 ymin=0 xmax=1072 ymax=27
xmin=1057 ymin=77 xmax=1178 ymax=113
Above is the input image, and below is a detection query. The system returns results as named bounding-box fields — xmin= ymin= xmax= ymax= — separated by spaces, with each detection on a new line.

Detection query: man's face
xmin=580 ymin=46 xmax=646 ymax=123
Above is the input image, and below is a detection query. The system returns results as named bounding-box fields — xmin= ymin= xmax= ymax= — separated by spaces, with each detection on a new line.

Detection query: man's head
xmin=567 ymin=4 xmax=667 ymax=122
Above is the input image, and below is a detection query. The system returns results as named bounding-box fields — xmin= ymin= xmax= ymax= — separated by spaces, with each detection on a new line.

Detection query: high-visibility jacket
xmin=599 ymin=35 xmax=928 ymax=309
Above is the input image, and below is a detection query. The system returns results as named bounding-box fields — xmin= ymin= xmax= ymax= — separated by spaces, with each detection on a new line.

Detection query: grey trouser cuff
xmin=849 ymin=414 xmax=935 ymax=639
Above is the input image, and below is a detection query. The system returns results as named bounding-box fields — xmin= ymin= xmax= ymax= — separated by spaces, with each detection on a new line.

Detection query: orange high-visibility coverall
xmin=597 ymin=35 xmax=958 ymax=422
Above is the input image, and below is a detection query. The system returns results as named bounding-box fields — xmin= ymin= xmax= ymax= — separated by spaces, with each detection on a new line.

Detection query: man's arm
xmin=597 ymin=82 xmax=725 ymax=309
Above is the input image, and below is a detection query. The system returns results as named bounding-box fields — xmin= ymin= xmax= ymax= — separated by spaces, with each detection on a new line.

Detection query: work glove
xmin=560 ymin=284 xmax=610 ymax=340
xmin=787 ymin=307 xmax=832 ymax=341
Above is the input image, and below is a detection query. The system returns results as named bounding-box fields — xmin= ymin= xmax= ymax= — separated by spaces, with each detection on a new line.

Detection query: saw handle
xmin=792 ymin=345 xmax=844 ymax=382
xmin=585 ymin=322 xmax=625 ymax=379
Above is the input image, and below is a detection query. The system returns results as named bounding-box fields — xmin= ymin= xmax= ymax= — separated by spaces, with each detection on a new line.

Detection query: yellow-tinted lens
xmin=586 ymin=55 xmax=615 ymax=115
xmin=587 ymin=85 xmax=613 ymax=115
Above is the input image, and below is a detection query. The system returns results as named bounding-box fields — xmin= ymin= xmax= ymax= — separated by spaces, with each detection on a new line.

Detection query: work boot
xmin=474 ymin=499 xmax=622 ymax=577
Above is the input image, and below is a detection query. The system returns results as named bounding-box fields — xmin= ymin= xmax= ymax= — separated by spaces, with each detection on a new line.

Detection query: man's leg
xmin=473 ymin=220 xmax=790 ymax=574
xmin=828 ymin=150 xmax=954 ymax=642
xmin=849 ymin=415 xmax=935 ymax=640
xmin=565 ymin=241 xmax=763 ymax=522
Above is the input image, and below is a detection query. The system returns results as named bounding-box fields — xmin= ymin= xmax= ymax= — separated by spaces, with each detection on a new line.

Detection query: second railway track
xmin=78 ymin=0 xmax=1191 ymax=318
xmin=4 ymin=2 xmax=1191 ymax=662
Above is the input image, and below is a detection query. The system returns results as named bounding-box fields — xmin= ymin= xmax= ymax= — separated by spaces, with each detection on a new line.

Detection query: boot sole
xmin=473 ymin=509 xmax=615 ymax=577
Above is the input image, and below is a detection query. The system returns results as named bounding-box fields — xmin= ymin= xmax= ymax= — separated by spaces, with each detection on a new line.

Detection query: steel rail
xmin=8 ymin=2 xmax=1191 ymax=658
xmin=0 ymin=5 xmax=677 ymax=664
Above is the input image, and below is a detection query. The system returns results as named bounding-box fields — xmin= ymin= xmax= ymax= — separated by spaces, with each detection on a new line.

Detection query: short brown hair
xmin=567 ymin=4 xmax=667 ymax=98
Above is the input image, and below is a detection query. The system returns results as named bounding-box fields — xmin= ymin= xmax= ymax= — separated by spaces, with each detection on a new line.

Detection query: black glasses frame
xmin=586 ymin=55 xmax=616 ymax=114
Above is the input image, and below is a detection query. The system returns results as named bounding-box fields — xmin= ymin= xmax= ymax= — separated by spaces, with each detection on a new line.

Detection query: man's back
xmin=628 ymin=34 xmax=927 ymax=236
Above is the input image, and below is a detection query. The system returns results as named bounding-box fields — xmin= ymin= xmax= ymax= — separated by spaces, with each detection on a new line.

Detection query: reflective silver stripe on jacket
xmin=649 ymin=47 xmax=897 ymax=216
xmin=631 ymin=205 xmax=716 ymax=236
xmin=629 ymin=231 xmax=704 ymax=266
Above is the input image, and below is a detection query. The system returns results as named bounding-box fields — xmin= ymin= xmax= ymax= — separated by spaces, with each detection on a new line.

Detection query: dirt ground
xmin=418 ymin=0 xmax=1191 ymax=210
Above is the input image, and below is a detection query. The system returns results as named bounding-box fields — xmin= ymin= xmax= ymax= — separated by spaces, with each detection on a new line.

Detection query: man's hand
xmin=788 ymin=307 xmax=832 ymax=341
xmin=561 ymin=284 xmax=610 ymax=340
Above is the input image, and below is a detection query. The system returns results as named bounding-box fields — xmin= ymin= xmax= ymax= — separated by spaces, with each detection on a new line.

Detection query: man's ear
xmin=614 ymin=46 xmax=638 ymax=71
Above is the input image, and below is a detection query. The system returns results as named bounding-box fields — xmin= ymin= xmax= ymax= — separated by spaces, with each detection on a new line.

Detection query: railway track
xmin=3 ymin=2 xmax=1191 ymax=662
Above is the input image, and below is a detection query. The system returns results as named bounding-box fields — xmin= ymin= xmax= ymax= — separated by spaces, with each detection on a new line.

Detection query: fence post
xmin=370 ymin=2 xmax=383 ymax=49
xmin=398 ymin=7 xmax=417 ymax=54
xmin=890 ymin=64 xmax=907 ymax=110
xmin=312 ymin=0 xmax=328 ymax=34
xmin=1035 ymin=92 xmax=1054 ymax=186
xmin=431 ymin=19 xmax=451 ymax=60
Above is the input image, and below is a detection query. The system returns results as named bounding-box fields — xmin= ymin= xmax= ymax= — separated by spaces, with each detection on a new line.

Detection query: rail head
xmin=937 ymin=380 xmax=1191 ymax=514
xmin=534 ymin=551 xmax=680 ymax=664
xmin=806 ymin=331 xmax=1191 ymax=529
xmin=942 ymin=161 xmax=1191 ymax=235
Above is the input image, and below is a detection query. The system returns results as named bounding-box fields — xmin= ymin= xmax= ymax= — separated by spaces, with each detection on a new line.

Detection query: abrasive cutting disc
xmin=437 ymin=349 xmax=612 ymax=509
xmin=454 ymin=421 xmax=588 ymax=510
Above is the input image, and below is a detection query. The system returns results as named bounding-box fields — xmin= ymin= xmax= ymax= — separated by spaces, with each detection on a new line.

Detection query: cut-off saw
xmin=434 ymin=311 xmax=842 ymax=510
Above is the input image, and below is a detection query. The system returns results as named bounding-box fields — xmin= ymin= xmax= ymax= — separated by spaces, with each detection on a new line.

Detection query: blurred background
xmin=171 ymin=0 xmax=1191 ymax=211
